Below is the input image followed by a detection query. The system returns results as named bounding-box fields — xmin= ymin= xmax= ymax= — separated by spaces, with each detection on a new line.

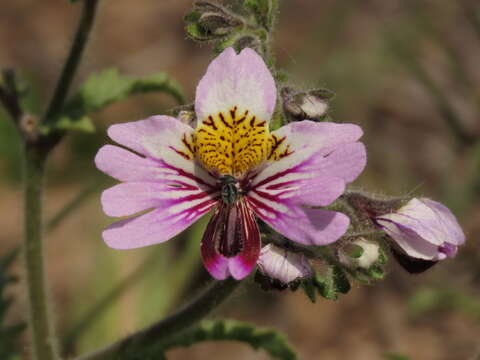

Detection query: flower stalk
xmin=19 ymin=1 xmax=101 ymax=359
xmin=23 ymin=145 xmax=59 ymax=360
xmin=75 ymin=278 xmax=241 ymax=360
xmin=42 ymin=0 xmax=100 ymax=129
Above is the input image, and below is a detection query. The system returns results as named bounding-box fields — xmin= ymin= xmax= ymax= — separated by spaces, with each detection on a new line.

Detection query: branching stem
xmin=75 ymin=278 xmax=241 ymax=360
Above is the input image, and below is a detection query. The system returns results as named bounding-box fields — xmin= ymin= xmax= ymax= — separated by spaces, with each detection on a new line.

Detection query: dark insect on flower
xmin=219 ymin=175 xmax=239 ymax=204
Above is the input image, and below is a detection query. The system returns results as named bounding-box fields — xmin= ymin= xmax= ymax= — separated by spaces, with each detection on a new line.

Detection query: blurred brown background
xmin=1 ymin=0 xmax=480 ymax=359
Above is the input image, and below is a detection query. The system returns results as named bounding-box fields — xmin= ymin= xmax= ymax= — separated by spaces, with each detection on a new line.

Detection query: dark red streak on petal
xmin=168 ymin=146 xmax=191 ymax=160
xmin=246 ymin=195 xmax=280 ymax=220
xmin=154 ymin=159 xmax=218 ymax=190
xmin=251 ymin=162 xmax=303 ymax=189
xmin=235 ymin=200 xmax=261 ymax=267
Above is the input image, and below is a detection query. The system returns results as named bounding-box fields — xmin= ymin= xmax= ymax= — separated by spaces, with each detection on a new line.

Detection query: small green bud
xmin=185 ymin=1 xmax=244 ymax=41
xmin=198 ymin=12 xmax=243 ymax=37
xmin=281 ymin=87 xmax=334 ymax=122
xmin=244 ymin=0 xmax=276 ymax=29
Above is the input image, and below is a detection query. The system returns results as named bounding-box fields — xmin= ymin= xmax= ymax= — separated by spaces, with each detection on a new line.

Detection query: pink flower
xmin=95 ymin=47 xmax=366 ymax=280
xmin=375 ymin=198 xmax=465 ymax=261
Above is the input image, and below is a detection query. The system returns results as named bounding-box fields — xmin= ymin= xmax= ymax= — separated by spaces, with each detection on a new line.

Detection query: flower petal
xmin=103 ymin=197 xmax=216 ymax=249
xmin=195 ymin=47 xmax=276 ymax=124
xmin=377 ymin=198 xmax=465 ymax=247
xmin=252 ymin=121 xmax=365 ymax=187
xmin=376 ymin=219 xmax=440 ymax=260
xmin=270 ymin=120 xmax=363 ymax=157
xmin=101 ymin=181 xmax=216 ymax=218
xmin=95 ymin=145 xmax=163 ymax=182
xmin=257 ymin=244 xmax=312 ymax=284
xmin=107 ymin=115 xmax=193 ymax=157
xmin=201 ymin=200 xmax=261 ymax=280
xmin=97 ymin=116 xmax=217 ymax=188
xmin=421 ymin=199 xmax=465 ymax=245
xmin=291 ymin=175 xmax=345 ymax=207
xmin=248 ymin=126 xmax=365 ymax=208
xmin=248 ymin=190 xmax=349 ymax=245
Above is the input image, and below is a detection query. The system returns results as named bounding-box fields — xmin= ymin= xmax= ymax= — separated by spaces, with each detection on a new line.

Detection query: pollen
xmin=194 ymin=107 xmax=272 ymax=176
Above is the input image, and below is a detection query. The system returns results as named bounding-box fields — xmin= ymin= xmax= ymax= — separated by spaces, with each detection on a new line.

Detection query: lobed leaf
xmin=45 ymin=68 xmax=185 ymax=133
xmin=162 ymin=319 xmax=297 ymax=360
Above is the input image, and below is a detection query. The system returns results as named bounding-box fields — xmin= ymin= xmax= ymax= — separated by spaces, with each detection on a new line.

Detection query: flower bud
xmin=233 ymin=34 xmax=262 ymax=53
xmin=281 ymin=87 xmax=334 ymax=122
xmin=256 ymin=244 xmax=313 ymax=290
xmin=375 ymin=198 xmax=465 ymax=271
xmin=185 ymin=1 xmax=244 ymax=41
xmin=338 ymin=238 xmax=380 ymax=269
xmin=198 ymin=12 xmax=243 ymax=37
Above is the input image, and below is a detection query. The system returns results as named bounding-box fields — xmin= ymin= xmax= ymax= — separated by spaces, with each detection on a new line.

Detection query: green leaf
xmin=301 ymin=278 xmax=317 ymax=303
xmin=45 ymin=68 xmax=185 ymax=133
xmin=185 ymin=23 xmax=212 ymax=41
xmin=332 ymin=266 xmax=351 ymax=294
xmin=55 ymin=115 xmax=95 ymax=133
xmin=314 ymin=270 xmax=337 ymax=301
xmin=314 ymin=265 xmax=351 ymax=300
xmin=162 ymin=319 xmax=297 ymax=360
xmin=244 ymin=0 xmax=275 ymax=28
xmin=366 ymin=264 xmax=385 ymax=280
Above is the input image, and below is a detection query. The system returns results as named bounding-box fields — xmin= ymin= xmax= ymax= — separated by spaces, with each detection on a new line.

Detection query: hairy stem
xmin=21 ymin=1 xmax=101 ymax=359
xmin=23 ymin=146 xmax=59 ymax=360
xmin=75 ymin=278 xmax=241 ymax=360
xmin=42 ymin=0 xmax=100 ymax=127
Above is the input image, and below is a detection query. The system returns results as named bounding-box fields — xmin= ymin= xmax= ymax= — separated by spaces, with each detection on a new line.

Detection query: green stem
xmin=42 ymin=0 xmax=100 ymax=127
xmin=75 ymin=278 xmax=241 ymax=360
xmin=23 ymin=146 xmax=59 ymax=360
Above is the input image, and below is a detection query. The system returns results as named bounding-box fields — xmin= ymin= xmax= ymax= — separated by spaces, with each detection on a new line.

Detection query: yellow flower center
xmin=178 ymin=107 xmax=293 ymax=177
xmin=195 ymin=107 xmax=271 ymax=176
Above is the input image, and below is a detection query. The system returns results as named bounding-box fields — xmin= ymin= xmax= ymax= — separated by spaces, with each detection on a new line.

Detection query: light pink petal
xmin=95 ymin=145 xmax=162 ymax=182
xmin=107 ymin=115 xmax=193 ymax=158
xmin=378 ymin=198 xmax=465 ymax=247
xmin=271 ymin=120 xmax=363 ymax=155
xmin=195 ymin=47 xmax=276 ymax=124
xmin=258 ymin=244 xmax=313 ymax=284
xmin=101 ymin=182 xmax=216 ymax=218
xmin=376 ymin=219 xmax=440 ymax=260
xmin=311 ymin=142 xmax=367 ymax=183
xmin=103 ymin=197 xmax=217 ymax=249
xmin=292 ymin=175 xmax=346 ymax=207
xmin=249 ymin=131 xmax=365 ymax=208
xmin=420 ymin=199 xmax=465 ymax=245
xmin=252 ymin=122 xmax=365 ymax=189
xmin=248 ymin=190 xmax=349 ymax=245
